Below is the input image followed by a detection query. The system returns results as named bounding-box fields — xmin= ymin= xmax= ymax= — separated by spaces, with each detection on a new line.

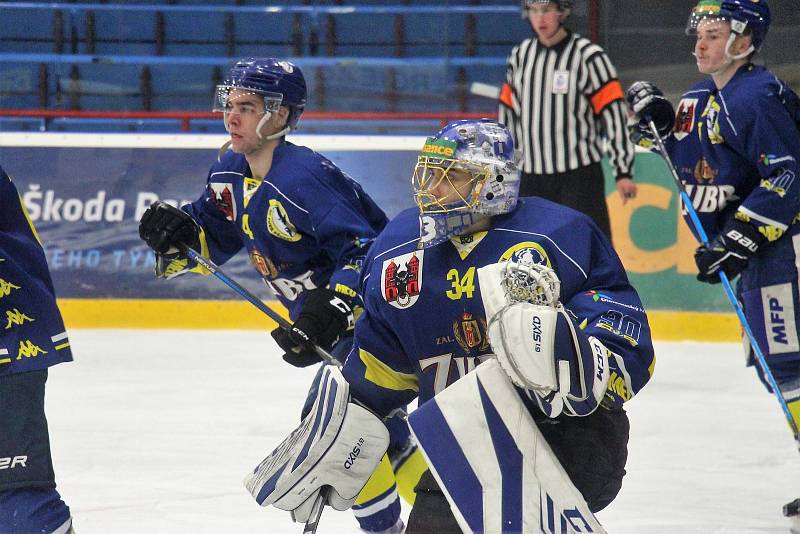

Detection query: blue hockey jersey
xmin=667 ymin=64 xmax=800 ymax=243
xmin=164 ymin=141 xmax=388 ymax=319
xmin=342 ymin=198 xmax=655 ymax=417
xmin=0 ymin=166 xmax=72 ymax=376
xmin=664 ymin=64 xmax=800 ymax=367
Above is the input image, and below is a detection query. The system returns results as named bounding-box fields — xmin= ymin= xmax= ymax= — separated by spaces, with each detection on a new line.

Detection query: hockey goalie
xmin=244 ymin=119 xmax=655 ymax=533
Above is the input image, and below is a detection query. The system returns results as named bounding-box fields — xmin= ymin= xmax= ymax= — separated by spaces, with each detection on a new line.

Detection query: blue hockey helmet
xmin=413 ymin=119 xmax=520 ymax=248
xmin=687 ymin=0 xmax=770 ymax=54
xmin=721 ymin=0 xmax=770 ymax=50
xmin=214 ymin=58 xmax=307 ymax=134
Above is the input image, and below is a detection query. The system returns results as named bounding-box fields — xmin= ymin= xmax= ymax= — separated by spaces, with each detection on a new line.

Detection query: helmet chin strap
xmin=724 ymin=30 xmax=754 ymax=61
xmin=222 ymin=111 xmax=291 ymax=151
xmin=255 ymin=113 xmax=291 ymax=141
xmin=691 ymin=31 xmax=754 ymax=77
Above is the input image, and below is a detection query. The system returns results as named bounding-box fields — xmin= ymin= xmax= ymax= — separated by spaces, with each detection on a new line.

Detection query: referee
xmin=499 ymin=0 xmax=635 ymax=239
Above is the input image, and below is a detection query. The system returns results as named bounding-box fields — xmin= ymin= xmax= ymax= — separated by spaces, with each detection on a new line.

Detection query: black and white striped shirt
xmin=499 ymin=31 xmax=634 ymax=178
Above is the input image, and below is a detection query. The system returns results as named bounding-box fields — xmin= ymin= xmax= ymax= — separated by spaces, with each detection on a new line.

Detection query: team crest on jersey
xmin=209 ymin=182 xmax=236 ymax=221
xmin=248 ymin=247 xmax=279 ymax=279
xmin=673 ymin=98 xmax=698 ymax=140
xmin=701 ymin=96 xmax=724 ymax=144
xmin=266 ymin=199 xmax=301 ymax=242
xmin=694 ymin=158 xmax=718 ymax=183
xmin=382 ymin=251 xmax=423 ymax=309
xmin=498 ymin=242 xmax=551 ymax=267
xmin=453 ymin=312 xmax=489 ymax=353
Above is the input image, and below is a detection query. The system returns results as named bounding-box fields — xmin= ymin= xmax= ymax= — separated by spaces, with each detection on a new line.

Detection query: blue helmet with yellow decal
xmin=687 ymin=0 xmax=770 ymax=56
xmin=413 ymin=119 xmax=520 ymax=248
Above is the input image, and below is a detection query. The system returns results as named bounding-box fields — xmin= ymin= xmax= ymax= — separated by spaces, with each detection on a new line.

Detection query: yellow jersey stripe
xmin=360 ymin=349 xmax=419 ymax=392
xmin=788 ymin=398 xmax=800 ymax=433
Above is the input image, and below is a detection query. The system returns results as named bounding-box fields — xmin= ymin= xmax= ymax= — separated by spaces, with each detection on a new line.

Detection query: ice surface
xmin=46 ymin=331 xmax=799 ymax=533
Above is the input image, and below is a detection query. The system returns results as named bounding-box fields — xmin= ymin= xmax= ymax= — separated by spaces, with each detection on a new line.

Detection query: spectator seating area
xmin=12 ymin=0 xmax=797 ymax=133
xmin=0 ymin=1 xmax=545 ymax=132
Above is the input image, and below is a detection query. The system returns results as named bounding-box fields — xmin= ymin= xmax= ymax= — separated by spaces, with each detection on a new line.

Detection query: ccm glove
xmin=271 ymin=287 xmax=355 ymax=368
xmin=139 ymin=200 xmax=200 ymax=254
xmin=694 ymin=219 xmax=765 ymax=284
xmin=625 ymin=81 xmax=675 ymax=147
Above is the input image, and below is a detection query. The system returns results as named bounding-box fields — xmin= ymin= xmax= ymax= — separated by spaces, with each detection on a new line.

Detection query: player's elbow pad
xmin=488 ymin=303 xmax=610 ymax=418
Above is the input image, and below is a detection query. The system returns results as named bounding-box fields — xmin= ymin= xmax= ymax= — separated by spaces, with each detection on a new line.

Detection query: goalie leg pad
xmin=244 ymin=366 xmax=389 ymax=520
xmin=408 ymin=359 xmax=606 ymax=534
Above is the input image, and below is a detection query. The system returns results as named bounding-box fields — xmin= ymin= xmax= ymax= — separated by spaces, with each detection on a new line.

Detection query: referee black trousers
xmin=519 ymin=161 xmax=612 ymax=239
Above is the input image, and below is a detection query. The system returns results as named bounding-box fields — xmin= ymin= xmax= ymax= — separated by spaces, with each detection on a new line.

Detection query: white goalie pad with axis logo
xmin=408 ymin=359 xmax=606 ymax=534
xmin=244 ymin=366 xmax=389 ymax=524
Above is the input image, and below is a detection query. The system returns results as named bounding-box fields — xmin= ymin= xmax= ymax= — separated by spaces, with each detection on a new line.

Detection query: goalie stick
xmin=647 ymin=120 xmax=800 ymax=446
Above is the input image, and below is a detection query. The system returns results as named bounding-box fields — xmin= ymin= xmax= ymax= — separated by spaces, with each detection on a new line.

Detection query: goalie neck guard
xmin=413 ymin=119 xmax=520 ymax=249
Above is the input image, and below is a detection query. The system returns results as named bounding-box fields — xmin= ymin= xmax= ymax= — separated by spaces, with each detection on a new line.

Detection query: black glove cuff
xmin=722 ymin=219 xmax=765 ymax=258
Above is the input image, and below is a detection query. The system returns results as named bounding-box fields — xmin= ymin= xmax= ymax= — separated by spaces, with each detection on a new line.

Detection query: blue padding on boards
xmin=478 ymin=380 xmax=523 ymax=532
xmin=408 ymin=399 xmax=484 ymax=533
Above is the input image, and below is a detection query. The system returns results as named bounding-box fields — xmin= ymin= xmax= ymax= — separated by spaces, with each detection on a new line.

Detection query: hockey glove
xmin=271 ymin=287 xmax=355 ymax=368
xmin=478 ymin=261 xmax=610 ymax=418
xmin=694 ymin=219 xmax=764 ymax=284
xmin=625 ymin=81 xmax=675 ymax=148
xmin=139 ymin=200 xmax=201 ymax=254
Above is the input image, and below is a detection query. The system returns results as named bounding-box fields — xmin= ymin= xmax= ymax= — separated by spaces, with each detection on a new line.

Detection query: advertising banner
xmin=0 ymin=133 xmax=728 ymax=312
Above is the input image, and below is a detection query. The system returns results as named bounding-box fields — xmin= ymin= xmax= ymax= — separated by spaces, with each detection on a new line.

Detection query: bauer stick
xmin=648 ymin=119 xmax=800 ymax=444
xmin=179 ymin=245 xmax=340 ymax=368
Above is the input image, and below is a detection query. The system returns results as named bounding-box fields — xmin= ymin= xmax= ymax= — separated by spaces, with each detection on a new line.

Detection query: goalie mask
xmin=213 ymin=57 xmax=307 ymax=141
xmin=686 ymin=0 xmax=770 ymax=61
xmin=413 ymin=119 xmax=520 ymax=249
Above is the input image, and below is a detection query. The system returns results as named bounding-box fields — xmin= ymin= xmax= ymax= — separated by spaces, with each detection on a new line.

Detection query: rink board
xmin=1 ymin=132 xmax=735 ymax=336
xmin=54 ymin=298 xmax=739 ymax=341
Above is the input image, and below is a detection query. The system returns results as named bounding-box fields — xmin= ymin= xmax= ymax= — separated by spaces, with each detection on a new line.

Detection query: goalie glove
xmin=478 ymin=261 xmax=610 ymax=418
xmin=244 ymin=366 xmax=389 ymax=521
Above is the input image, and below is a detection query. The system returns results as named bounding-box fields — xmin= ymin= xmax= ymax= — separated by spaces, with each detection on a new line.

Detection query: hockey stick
xmin=648 ymin=120 xmax=800 ymax=444
xmin=179 ymin=246 xmax=346 ymax=533
xmin=179 ymin=245 xmax=340 ymax=368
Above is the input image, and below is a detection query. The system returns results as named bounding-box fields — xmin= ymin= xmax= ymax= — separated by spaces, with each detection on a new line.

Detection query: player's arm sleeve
xmin=342 ymin=280 xmax=419 ymax=417
xmin=585 ymin=50 xmax=635 ymax=178
xmin=155 ymin=177 xmax=244 ymax=278
xmin=308 ymin=182 xmax=387 ymax=302
xmin=564 ymin=231 xmax=655 ymax=409
xmin=498 ymin=47 xmax=521 ymax=144
xmin=724 ymin=92 xmax=800 ymax=242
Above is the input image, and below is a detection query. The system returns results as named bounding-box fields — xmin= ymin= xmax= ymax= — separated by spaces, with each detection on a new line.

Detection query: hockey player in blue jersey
xmin=245 ymin=119 xmax=655 ymax=532
xmin=137 ymin=58 xmax=424 ymax=533
xmin=627 ymin=0 xmax=800 ymax=524
xmin=0 ymin=166 xmax=74 ymax=534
